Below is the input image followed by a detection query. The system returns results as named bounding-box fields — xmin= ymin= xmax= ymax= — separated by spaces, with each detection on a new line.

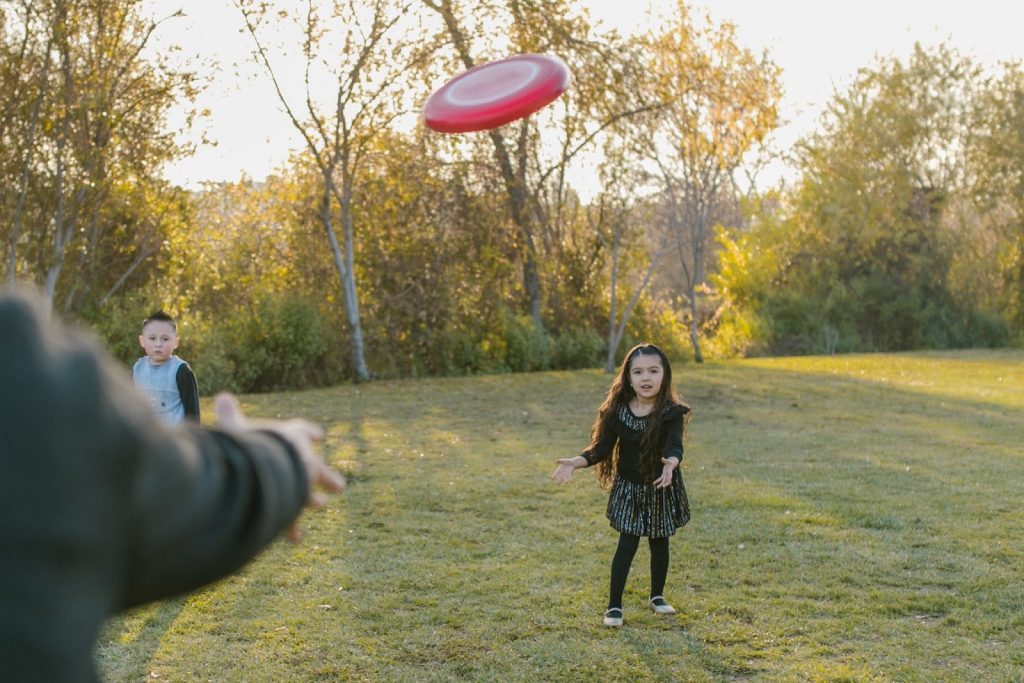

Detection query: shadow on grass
xmin=96 ymin=597 xmax=185 ymax=681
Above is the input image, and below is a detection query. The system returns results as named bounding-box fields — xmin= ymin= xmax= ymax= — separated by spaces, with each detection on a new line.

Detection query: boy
xmin=133 ymin=310 xmax=200 ymax=423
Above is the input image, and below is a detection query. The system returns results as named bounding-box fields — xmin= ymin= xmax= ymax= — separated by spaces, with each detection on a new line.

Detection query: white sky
xmin=158 ymin=0 xmax=1024 ymax=193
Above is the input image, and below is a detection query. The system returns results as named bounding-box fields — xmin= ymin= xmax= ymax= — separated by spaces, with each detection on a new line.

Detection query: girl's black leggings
xmin=608 ymin=532 xmax=669 ymax=610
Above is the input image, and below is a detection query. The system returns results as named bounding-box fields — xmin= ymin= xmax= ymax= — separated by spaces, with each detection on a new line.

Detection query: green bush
xmin=227 ymin=293 xmax=345 ymax=392
xmin=964 ymin=311 xmax=1011 ymax=348
xmin=704 ymin=304 xmax=762 ymax=359
xmin=90 ymin=291 xmax=683 ymax=389
xmin=416 ymin=309 xmax=606 ymax=375
xmin=435 ymin=326 xmax=490 ymax=376
xmin=183 ymin=316 xmax=240 ymax=395
xmin=503 ymin=310 xmax=552 ymax=372
xmin=551 ymin=325 xmax=605 ymax=369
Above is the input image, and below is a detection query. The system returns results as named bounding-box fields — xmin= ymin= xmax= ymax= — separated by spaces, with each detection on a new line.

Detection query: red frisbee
xmin=423 ymin=54 xmax=571 ymax=133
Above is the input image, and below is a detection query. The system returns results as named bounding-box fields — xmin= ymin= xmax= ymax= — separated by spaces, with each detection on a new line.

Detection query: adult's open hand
xmin=214 ymin=393 xmax=346 ymax=541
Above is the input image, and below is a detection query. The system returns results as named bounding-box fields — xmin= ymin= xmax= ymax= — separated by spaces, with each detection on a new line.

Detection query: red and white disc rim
xmin=422 ymin=54 xmax=570 ymax=133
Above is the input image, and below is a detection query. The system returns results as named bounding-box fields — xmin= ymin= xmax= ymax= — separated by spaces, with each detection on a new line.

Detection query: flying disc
xmin=423 ymin=54 xmax=571 ymax=133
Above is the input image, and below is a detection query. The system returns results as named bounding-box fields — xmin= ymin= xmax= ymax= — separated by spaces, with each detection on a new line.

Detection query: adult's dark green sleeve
xmin=0 ymin=292 xmax=308 ymax=683
xmin=117 ymin=424 xmax=308 ymax=608
xmin=175 ymin=361 xmax=200 ymax=422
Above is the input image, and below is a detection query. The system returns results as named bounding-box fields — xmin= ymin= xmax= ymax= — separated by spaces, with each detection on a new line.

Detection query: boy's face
xmin=139 ymin=321 xmax=179 ymax=365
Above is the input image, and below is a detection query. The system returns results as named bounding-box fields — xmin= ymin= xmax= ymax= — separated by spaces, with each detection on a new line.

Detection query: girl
xmin=552 ymin=343 xmax=690 ymax=627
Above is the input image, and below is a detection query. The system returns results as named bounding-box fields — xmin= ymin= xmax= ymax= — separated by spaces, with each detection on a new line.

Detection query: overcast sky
xmin=158 ymin=0 xmax=1024 ymax=191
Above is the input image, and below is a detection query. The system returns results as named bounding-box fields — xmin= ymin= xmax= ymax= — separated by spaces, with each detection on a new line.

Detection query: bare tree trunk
xmin=9 ymin=154 xmax=32 ymax=288
xmin=488 ymin=123 xmax=544 ymax=332
xmin=321 ymin=185 xmax=370 ymax=382
xmin=690 ymin=207 xmax=707 ymax=364
xmin=42 ymin=0 xmax=81 ymax=314
xmin=338 ymin=181 xmax=370 ymax=382
xmin=523 ymin=246 xmax=543 ymax=330
xmin=605 ymin=228 xmax=620 ymax=372
xmin=237 ymin=3 xmax=383 ymax=382
xmin=688 ymin=288 xmax=703 ymax=363
xmin=44 ymin=24 xmax=71 ymax=314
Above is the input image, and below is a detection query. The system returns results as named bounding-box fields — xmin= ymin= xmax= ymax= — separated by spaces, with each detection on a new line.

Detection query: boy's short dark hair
xmin=142 ymin=310 xmax=176 ymax=332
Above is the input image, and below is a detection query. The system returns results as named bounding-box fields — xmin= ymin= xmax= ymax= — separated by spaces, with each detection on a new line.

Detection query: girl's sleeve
xmin=662 ymin=405 xmax=686 ymax=462
xmin=581 ymin=423 xmax=617 ymax=466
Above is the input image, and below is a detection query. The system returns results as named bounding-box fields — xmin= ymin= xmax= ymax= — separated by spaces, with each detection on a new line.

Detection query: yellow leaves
xmin=641 ymin=6 xmax=781 ymax=174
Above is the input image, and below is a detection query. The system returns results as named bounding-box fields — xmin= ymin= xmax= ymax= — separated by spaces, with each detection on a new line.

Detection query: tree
xmin=421 ymin=0 xmax=658 ymax=334
xmin=237 ymin=0 xmax=437 ymax=382
xmin=1 ymin=0 xmax=52 ymax=289
xmin=969 ymin=61 xmax=1024 ymax=337
xmin=716 ymin=43 xmax=1014 ymax=355
xmin=634 ymin=3 xmax=781 ymax=362
xmin=0 ymin=0 xmax=196 ymax=313
xmin=591 ymin=145 xmax=668 ymax=371
xmin=799 ymin=44 xmax=987 ymax=350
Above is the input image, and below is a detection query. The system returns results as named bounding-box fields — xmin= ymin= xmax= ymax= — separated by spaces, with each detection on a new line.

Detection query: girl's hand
xmin=653 ymin=457 xmax=679 ymax=489
xmin=551 ymin=457 xmax=583 ymax=484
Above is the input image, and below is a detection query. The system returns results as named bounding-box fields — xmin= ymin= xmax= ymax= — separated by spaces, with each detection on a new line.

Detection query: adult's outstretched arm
xmin=0 ymin=292 xmax=327 ymax=681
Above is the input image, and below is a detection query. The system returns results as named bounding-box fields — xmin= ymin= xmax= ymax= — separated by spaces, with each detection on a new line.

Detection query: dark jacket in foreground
xmin=0 ymin=293 xmax=309 ymax=682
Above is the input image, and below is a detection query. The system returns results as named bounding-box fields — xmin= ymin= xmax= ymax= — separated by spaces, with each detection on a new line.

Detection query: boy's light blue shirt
xmin=133 ymin=355 xmax=186 ymax=424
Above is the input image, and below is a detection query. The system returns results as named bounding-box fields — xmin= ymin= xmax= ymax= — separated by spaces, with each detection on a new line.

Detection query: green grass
xmin=96 ymin=350 xmax=1024 ymax=682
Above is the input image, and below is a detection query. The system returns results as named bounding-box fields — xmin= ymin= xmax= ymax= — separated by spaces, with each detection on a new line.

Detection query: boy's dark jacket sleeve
xmin=176 ymin=362 xmax=201 ymax=421
xmin=0 ymin=293 xmax=308 ymax=682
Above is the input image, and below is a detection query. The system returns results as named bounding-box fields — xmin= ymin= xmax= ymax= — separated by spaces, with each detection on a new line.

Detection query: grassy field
xmin=96 ymin=350 xmax=1024 ymax=682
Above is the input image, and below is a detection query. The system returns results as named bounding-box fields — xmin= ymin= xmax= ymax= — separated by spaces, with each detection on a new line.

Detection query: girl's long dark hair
xmin=589 ymin=343 xmax=688 ymax=489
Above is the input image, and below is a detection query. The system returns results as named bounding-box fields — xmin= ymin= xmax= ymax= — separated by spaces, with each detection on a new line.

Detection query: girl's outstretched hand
xmin=653 ymin=457 xmax=679 ymax=489
xmin=551 ymin=457 xmax=581 ymax=484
